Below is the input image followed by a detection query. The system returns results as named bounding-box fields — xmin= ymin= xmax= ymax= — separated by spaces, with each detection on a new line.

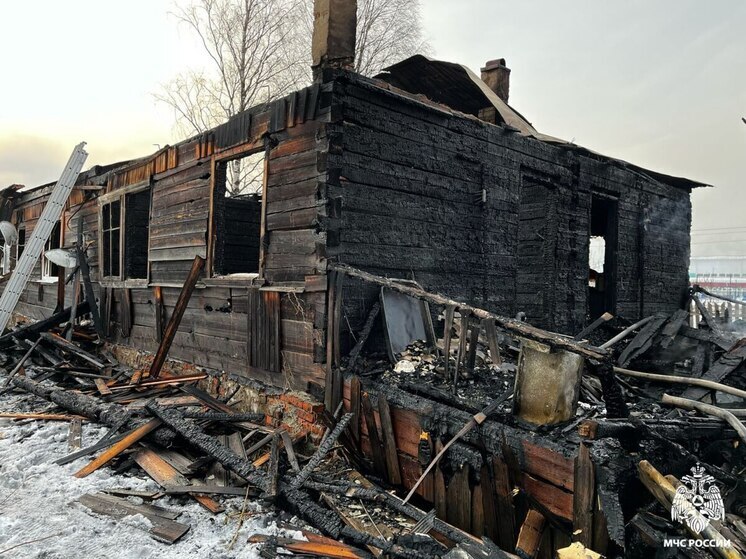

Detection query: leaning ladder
xmin=0 ymin=142 xmax=88 ymax=333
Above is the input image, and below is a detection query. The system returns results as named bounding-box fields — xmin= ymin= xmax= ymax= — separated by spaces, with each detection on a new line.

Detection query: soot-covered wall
xmin=324 ymin=74 xmax=521 ymax=338
xmin=323 ymin=73 xmax=692 ymax=337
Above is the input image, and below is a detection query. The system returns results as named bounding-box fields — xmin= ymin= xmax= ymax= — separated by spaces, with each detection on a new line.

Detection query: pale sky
xmin=1 ymin=0 xmax=744 ymax=257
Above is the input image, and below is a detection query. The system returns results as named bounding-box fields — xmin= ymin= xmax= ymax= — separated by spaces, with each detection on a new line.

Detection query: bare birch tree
xmin=156 ymin=0 xmax=306 ymax=194
xmin=354 ymin=0 xmax=429 ymax=76
xmin=156 ymin=0 xmax=429 ymax=193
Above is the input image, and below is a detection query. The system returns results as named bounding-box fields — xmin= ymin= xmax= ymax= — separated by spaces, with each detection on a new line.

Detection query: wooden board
xmin=78 ymin=492 xmax=189 ymax=544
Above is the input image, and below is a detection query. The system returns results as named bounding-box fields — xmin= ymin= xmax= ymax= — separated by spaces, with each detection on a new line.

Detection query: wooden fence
xmin=690 ymin=297 xmax=746 ymax=328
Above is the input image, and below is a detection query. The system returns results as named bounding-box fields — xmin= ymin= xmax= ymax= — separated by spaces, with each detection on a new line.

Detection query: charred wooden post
xmin=346 ymin=302 xmax=380 ymax=372
xmin=377 ymin=394 xmax=401 ymax=485
xmin=279 ymin=430 xmax=301 ymax=473
xmin=492 ymin=456 xmax=517 ymax=550
xmin=0 ymin=301 xmax=89 ymax=348
xmin=330 ymin=263 xmax=609 ymax=361
xmin=587 ymin=359 xmax=628 ymax=419
xmin=465 ymin=319 xmax=480 ymax=374
xmin=443 ymin=305 xmax=456 ymax=382
xmin=149 ymin=255 xmax=204 ymax=379
xmin=482 ymin=318 xmax=502 ymax=366
xmin=453 ymin=312 xmax=469 ymax=393
xmin=360 ymin=391 xmax=387 ymax=477
xmin=55 ymin=267 xmax=65 ymax=314
xmin=325 ymin=270 xmax=344 ymax=411
xmin=76 ymin=213 xmax=103 ymax=337
xmin=266 ymin=432 xmax=282 ymax=499
xmin=515 ymin=509 xmax=546 ymax=559
xmin=572 ymin=443 xmax=594 ymax=548
xmin=66 ymin=269 xmax=81 ymax=341
xmin=153 ymin=286 xmax=165 ymax=342
xmin=10 ymin=375 xmax=174 ymax=447
xmin=289 ymin=413 xmax=352 ymax=489
xmin=349 ymin=375 xmax=361 ymax=442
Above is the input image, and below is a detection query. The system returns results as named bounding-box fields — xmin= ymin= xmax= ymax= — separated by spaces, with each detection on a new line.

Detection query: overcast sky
xmin=1 ymin=0 xmax=744 ymax=257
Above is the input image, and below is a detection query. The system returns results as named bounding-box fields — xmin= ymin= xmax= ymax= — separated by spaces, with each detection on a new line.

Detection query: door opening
xmin=588 ymin=195 xmax=618 ymax=319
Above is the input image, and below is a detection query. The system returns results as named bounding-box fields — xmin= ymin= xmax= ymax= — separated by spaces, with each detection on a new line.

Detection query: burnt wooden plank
xmin=377 ymin=393 xmax=402 ymax=485
xmin=493 ymin=455 xmax=517 ymax=550
xmin=78 ymin=493 xmax=190 ymax=544
xmin=360 ymin=391 xmax=387 ymax=478
xmin=149 ymin=256 xmax=205 ymax=378
xmin=572 ymin=443 xmax=594 ymax=547
xmin=515 ymin=509 xmax=545 ymax=559
xmin=349 ymin=375 xmax=361 ymax=442
xmin=445 ymin=464 xmax=471 ymax=532
xmin=617 ymin=314 xmax=668 ymax=367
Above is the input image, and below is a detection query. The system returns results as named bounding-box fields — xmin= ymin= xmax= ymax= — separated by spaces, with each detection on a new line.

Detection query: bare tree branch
xmin=155 ymin=0 xmax=430 ymax=194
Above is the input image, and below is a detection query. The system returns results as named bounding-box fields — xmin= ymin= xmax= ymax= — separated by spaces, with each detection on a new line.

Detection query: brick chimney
xmin=481 ymin=58 xmax=510 ymax=103
xmin=312 ymin=0 xmax=357 ymax=80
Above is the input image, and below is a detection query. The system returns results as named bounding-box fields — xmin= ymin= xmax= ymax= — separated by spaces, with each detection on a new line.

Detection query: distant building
xmin=690 ymin=256 xmax=746 ymax=300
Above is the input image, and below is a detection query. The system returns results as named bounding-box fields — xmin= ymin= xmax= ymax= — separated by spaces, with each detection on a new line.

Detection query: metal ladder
xmin=0 ymin=142 xmax=88 ymax=333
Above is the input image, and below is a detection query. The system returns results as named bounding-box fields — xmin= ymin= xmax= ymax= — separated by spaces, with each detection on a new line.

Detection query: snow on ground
xmin=0 ymin=392 xmax=302 ymax=559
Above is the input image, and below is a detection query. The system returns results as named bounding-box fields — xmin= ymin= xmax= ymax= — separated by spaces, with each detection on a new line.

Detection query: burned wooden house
xmin=1 ymin=21 xmax=704 ymax=390
xmin=0 ymin=2 xmax=719 ymax=557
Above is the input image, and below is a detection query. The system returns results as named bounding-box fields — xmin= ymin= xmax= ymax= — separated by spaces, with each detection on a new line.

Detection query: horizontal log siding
xmin=326 ymin=74 xmax=691 ymax=335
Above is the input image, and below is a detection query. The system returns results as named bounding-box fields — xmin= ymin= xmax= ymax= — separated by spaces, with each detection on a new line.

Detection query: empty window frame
xmin=41 ymin=221 xmax=62 ymax=280
xmin=100 ymin=187 xmax=151 ymax=281
xmin=10 ymin=209 xmax=25 ymax=272
xmin=15 ymin=227 xmax=25 ymax=262
xmin=101 ymin=200 xmax=121 ymax=279
xmin=123 ymin=189 xmax=150 ymax=279
xmin=212 ymin=151 xmax=265 ymax=276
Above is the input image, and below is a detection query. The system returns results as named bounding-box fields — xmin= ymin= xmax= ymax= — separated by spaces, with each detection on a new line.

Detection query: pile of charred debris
xmin=1 ymin=268 xmax=746 ymax=559
xmin=330 ymin=266 xmax=746 ymax=559
xmin=0 ymin=320 xmax=460 ymax=558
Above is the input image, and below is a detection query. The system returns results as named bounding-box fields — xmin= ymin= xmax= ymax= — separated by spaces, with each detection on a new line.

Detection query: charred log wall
xmin=577 ymin=158 xmax=692 ymax=321
xmin=324 ymin=73 xmax=692 ymax=335
xmin=325 ymin=74 xmax=521 ymax=338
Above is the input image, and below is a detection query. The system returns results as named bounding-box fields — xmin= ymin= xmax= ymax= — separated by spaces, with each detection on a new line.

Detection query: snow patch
xmin=0 ymin=393 xmax=304 ymax=558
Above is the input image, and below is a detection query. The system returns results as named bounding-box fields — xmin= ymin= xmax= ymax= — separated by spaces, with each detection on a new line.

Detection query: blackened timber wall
xmin=325 ymin=75 xmax=520 ymax=339
xmin=325 ymin=73 xmax=692 ymax=335
xmin=148 ymin=153 xmax=211 ymax=285
xmin=577 ymin=158 xmax=692 ymax=320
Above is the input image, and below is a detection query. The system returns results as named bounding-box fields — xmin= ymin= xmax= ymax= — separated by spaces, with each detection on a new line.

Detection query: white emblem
xmin=671 ymin=463 xmax=725 ymax=533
